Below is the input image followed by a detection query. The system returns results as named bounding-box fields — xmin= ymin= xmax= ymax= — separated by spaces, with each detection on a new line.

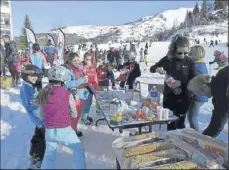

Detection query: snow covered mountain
xmin=50 ymin=7 xmax=193 ymax=41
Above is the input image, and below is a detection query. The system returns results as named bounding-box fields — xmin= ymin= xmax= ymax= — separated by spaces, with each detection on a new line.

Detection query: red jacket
xmin=97 ymin=65 xmax=109 ymax=82
xmin=83 ymin=63 xmax=99 ymax=90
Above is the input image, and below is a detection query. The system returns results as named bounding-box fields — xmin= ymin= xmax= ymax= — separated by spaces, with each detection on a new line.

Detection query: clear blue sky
xmin=11 ymin=1 xmax=198 ymax=36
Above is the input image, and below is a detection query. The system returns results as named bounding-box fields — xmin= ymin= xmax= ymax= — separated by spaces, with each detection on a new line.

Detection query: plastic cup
xmin=162 ymin=108 xmax=169 ymax=120
xmin=157 ymin=106 xmax=163 ymax=120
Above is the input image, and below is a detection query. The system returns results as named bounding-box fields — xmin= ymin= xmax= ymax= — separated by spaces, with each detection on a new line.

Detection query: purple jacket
xmin=43 ymin=86 xmax=73 ymax=128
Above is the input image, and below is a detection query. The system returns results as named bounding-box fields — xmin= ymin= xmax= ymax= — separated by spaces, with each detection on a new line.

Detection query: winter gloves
xmin=187 ymin=74 xmax=212 ymax=98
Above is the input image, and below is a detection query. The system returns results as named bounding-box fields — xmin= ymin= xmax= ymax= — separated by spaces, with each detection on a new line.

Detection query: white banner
xmin=57 ymin=29 xmax=65 ymax=47
xmin=25 ymin=27 xmax=36 ymax=44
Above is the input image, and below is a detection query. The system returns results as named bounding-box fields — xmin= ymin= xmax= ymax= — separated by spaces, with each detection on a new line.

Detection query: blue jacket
xmin=30 ymin=53 xmax=44 ymax=70
xmin=65 ymin=68 xmax=89 ymax=100
xmin=20 ymin=82 xmax=43 ymax=127
xmin=194 ymin=62 xmax=208 ymax=102
xmin=44 ymin=45 xmax=57 ymax=55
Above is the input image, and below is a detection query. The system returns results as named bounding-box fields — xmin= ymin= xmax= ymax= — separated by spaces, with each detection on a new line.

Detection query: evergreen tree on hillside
xmin=200 ymin=0 xmax=208 ymax=19
xmin=215 ymin=0 xmax=228 ymax=10
xmin=184 ymin=10 xmax=190 ymax=28
xmin=19 ymin=14 xmax=33 ymax=50
xmin=193 ymin=2 xmax=200 ymax=26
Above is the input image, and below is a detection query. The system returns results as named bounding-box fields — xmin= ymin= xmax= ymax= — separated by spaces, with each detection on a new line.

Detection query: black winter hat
xmin=21 ymin=64 xmax=42 ymax=81
xmin=32 ymin=43 xmax=40 ymax=52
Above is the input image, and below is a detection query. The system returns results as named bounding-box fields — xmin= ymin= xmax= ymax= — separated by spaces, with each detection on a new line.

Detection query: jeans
xmin=187 ymin=101 xmax=204 ymax=132
xmin=81 ymin=93 xmax=93 ymax=120
xmin=41 ymin=126 xmax=86 ymax=169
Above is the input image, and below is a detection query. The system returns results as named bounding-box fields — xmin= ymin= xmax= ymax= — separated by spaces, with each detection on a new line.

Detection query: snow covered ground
xmin=1 ymin=41 xmax=228 ymax=169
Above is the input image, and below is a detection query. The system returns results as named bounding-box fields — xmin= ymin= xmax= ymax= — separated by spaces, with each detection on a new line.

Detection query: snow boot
xmin=82 ymin=116 xmax=93 ymax=126
xmin=76 ymin=131 xmax=83 ymax=137
xmin=28 ymin=156 xmax=42 ymax=169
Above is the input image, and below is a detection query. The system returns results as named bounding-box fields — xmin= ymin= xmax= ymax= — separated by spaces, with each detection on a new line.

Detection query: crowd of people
xmin=0 ymin=33 xmax=228 ymax=169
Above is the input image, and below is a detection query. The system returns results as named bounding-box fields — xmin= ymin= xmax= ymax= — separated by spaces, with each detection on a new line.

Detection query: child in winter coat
xmin=20 ymin=64 xmax=44 ymax=169
xmin=187 ymin=45 xmax=208 ymax=132
xmin=64 ymin=52 xmax=89 ymax=137
xmin=82 ymin=52 xmax=99 ymax=125
xmin=97 ymin=55 xmax=116 ymax=90
xmin=118 ymin=52 xmax=141 ymax=89
xmin=37 ymin=66 xmax=86 ymax=169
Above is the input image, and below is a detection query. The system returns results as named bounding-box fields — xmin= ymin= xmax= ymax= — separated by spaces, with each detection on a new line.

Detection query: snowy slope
xmin=169 ymin=22 xmax=228 ymax=43
xmin=50 ymin=7 xmax=193 ymax=41
xmin=1 ymin=41 xmax=228 ymax=169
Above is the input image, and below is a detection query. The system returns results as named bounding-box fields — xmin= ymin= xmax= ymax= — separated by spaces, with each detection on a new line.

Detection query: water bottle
xmin=150 ymin=86 xmax=159 ymax=103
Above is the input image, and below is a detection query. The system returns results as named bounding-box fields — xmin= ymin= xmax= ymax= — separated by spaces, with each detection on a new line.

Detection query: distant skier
xmin=144 ymin=48 xmax=148 ymax=66
xmin=145 ymin=42 xmax=148 ymax=49
xmin=209 ymin=50 xmax=228 ymax=70
xmin=139 ymin=48 xmax=144 ymax=62
xmin=215 ymin=40 xmax=218 ymax=46
xmin=209 ymin=40 xmax=214 ymax=47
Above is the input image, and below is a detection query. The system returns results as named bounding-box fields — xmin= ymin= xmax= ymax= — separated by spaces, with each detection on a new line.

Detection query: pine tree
xmin=193 ymin=2 xmax=200 ymax=26
xmin=214 ymin=0 xmax=220 ymax=10
xmin=188 ymin=11 xmax=194 ymax=27
xmin=200 ymin=0 xmax=208 ymax=19
xmin=184 ymin=10 xmax=190 ymax=28
xmin=19 ymin=14 xmax=33 ymax=50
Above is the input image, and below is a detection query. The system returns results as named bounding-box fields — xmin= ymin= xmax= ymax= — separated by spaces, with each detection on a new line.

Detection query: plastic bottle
xmin=150 ymin=86 xmax=159 ymax=104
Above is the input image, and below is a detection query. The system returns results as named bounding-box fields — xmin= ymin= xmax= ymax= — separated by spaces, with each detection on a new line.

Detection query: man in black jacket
xmin=150 ymin=35 xmax=196 ymax=131
xmin=0 ymin=37 xmax=6 ymax=76
xmin=188 ymin=66 xmax=228 ymax=138
xmin=3 ymin=35 xmax=20 ymax=85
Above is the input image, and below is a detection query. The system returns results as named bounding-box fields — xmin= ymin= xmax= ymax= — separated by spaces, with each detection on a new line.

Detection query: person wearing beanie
xmin=150 ymin=34 xmax=197 ymax=131
xmin=187 ymin=45 xmax=208 ymax=132
xmin=30 ymin=43 xmax=45 ymax=70
xmin=188 ymin=66 xmax=228 ymax=138
xmin=20 ymin=64 xmax=44 ymax=169
xmin=44 ymin=39 xmax=57 ymax=66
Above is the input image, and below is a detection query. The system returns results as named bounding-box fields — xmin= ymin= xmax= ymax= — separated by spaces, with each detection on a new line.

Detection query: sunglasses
xmin=176 ymin=51 xmax=190 ymax=56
